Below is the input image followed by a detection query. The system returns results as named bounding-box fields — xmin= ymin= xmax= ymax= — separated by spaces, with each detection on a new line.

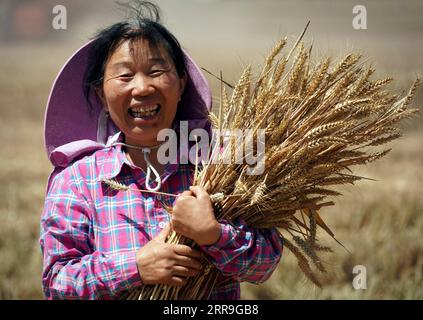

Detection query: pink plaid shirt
xmin=40 ymin=132 xmax=283 ymax=299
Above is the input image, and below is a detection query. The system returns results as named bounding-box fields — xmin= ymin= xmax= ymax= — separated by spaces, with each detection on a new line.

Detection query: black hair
xmin=83 ymin=1 xmax=187 ymax=110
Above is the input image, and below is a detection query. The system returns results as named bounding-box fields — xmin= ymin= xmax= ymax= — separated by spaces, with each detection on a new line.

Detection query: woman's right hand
xmin=136 ymin=223 xmax=203 ymax=287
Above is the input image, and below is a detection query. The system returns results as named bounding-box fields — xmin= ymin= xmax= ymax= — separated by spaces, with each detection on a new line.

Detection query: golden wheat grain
xmin=129 ymin=34 xmax=419 ymax=300
xmin=102 ymin=179 xmax=129 ymax=190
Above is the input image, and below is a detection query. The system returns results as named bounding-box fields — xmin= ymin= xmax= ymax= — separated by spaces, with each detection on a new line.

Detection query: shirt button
xmin=158 ymin=221 xmax=166 ymax=229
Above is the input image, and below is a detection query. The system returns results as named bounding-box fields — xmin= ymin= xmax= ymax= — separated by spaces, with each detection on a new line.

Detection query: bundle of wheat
xmin=109 ymin=33 xmax=419 ymax=299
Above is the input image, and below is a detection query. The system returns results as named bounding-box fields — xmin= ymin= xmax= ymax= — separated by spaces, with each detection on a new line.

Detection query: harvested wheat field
xmin=0 ymin=0 xmax=422 ymax=299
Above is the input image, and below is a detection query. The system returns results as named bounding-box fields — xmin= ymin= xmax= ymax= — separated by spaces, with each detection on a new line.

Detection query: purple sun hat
xmin=44 ymin=40 xmax=212 ymax=169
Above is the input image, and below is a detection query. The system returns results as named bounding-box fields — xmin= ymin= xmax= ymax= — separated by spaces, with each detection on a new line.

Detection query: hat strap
xmin=142 ymin=148 xmax=162 ymax=192
xmin=112 ymin=142 xmax=162 ymax=192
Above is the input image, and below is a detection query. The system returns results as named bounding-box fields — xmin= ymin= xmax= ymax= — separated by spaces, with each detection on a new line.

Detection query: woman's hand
xmin=136 ymin=223 xmax=203 ymax=287
xmin=171 ymin=186 xmax=221 ymax=246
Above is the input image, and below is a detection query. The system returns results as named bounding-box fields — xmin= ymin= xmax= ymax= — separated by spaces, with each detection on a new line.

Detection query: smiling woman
xmin=40 ymin=0 xmax=283 ymax=300
xmin=99 ymin=39 xmax=186 ymax=149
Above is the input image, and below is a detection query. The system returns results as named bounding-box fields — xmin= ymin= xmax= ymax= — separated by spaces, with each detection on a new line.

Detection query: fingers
xmin=169 ymin=276 xmax=187 ymax=287
xmin=167 ymin=265 xmax=202 ymax=287
xmin=174 ymin=254 xmax=203 ymax=271
xmin=178 ymin=190 xmax=193 ymax=198
xmin=174 ymin=244 xmax=202 ymax=259
xmin=189 ymin=185 xmax=209 ymax=199
xmin=172 ymin=265 xmax=201 ymax=277
xmin=155 ymin=223 xmax=171 ymax=242
xmin=174 ymin=190 xmax=194 ymax=207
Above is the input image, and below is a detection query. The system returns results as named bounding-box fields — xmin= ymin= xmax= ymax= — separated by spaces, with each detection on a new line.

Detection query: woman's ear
xmin=178 ymin=71 xmax=188 ymax=99
xmin=95 ymin=87 xmax=108 ymax=112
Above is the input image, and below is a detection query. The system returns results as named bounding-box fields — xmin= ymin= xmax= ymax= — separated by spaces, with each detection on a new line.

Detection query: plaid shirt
xmin=40 ymin=132 xmax=283 ymax=300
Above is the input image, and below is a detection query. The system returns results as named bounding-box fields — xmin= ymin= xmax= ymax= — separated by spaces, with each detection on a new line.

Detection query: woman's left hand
xmin=171 ymin=186 xmax=221 ymax=246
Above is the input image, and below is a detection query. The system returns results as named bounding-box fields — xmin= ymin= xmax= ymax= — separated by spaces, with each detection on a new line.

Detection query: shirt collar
xmin=98 ymin=131 xmax=181 ymax=183
xmin=98 ymin=132 xmax=132 ymax=181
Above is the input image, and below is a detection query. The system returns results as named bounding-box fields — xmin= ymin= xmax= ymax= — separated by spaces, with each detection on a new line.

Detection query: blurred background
xmin=0 ymin=0 xmax=422 ymax=299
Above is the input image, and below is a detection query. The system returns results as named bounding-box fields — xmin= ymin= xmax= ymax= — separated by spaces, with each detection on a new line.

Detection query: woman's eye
xmin=150 ymin=69 xmax=166 ymax=77
xmin=116 ymin=74 xmax=134 ymax=82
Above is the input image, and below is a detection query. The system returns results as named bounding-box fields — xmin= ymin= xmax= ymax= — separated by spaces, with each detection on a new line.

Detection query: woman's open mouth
xmin=128 ymin=104 xmax=161 ymax=121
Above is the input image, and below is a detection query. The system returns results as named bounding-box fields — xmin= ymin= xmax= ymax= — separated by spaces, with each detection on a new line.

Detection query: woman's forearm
xmin=200 ymin=219 xmax=284 ymax=283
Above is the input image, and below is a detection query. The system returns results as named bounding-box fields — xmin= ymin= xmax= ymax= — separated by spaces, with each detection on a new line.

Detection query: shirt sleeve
xmin=39 ymin=171 xmax=142 ymax=300
xmin=200 ymin=218 xmax=283 ymax=284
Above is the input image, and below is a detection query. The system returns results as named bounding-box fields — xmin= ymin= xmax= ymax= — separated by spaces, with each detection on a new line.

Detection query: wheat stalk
xmin=125 ymin=33 xmax=420 ymax=299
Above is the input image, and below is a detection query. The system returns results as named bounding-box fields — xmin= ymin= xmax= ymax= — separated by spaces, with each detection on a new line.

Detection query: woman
xmin=40 ymin=1 xmax=283 ymax=299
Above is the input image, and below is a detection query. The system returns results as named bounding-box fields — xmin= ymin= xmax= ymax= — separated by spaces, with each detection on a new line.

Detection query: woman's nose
xmin=131 ymin=74 xmax=155 ymax=97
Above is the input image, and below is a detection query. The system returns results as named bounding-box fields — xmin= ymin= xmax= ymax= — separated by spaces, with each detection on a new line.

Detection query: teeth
xmin=131 ymin=106 xmax=159 ymax=118
xmin=131 ymin=105 xmax=159 ymax=113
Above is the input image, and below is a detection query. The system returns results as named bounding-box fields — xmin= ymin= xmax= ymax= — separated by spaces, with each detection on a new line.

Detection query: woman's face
xmin=99 ymin=38 xmax=186 ymax=146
